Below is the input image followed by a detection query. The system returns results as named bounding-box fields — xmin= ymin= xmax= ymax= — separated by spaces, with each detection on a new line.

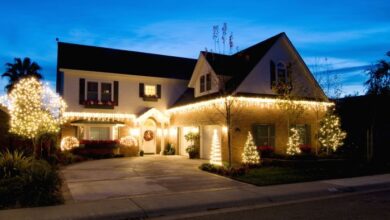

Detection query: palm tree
xmin=1 ymin=57 xmax=43 ymax=93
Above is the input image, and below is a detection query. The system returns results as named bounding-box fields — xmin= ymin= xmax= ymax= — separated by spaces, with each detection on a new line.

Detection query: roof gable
xmin=57 ymin=42 xmax=197 ymax=80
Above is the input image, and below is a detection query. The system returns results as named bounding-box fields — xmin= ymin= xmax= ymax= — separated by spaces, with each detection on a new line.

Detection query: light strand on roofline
xmin=63 ymin=112 xmax=136 ymax=121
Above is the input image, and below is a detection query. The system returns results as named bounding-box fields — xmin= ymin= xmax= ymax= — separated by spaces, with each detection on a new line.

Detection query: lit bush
xmin=119 ymin=136 xmax=138 ymax=147
xmin=60 ymin=136 xmax=79 ymax=151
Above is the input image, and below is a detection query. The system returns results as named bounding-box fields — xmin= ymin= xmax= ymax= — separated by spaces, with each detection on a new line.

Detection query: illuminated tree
xmin=60 ymin=136 xmax=79 ymax=151
xmin=318 ymin=111 xmax=346 ymax=154
xmin=286 ymin=127 xmax=302 ymax=155
xmin=210 ymin=129 xmax=222 ymax=165
xmin=9 ymin=77 xmax=66 ymax=156
xmin=242 ymin=132 xmax=260 ymax=165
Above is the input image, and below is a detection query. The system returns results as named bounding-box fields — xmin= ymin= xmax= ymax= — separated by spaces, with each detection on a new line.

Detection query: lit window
xmin=253 ymin=124 xmax=275 ymax=147
xmin=144 ymin=85 xmax=157 ymax=96
xmin=277 ymin=62 xmax=287 ymax=83
xmin=89 ymin=127 xmax=110 ymax=140
xmin=87 ymin=82 xmax=98 ymax=101
xmin=101 ymin=83 xmax=112 ymax=102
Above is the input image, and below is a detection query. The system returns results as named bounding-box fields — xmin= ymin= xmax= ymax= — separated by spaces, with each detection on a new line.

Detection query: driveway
xmin=61 ymin=155 xmax=248 ymax=202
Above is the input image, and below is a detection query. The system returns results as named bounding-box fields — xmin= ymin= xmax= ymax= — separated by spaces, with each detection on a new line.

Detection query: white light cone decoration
xmin=242 ymin=131 xmax=260 ymax=165
xmin=210 ymin=129 xmax=222 ymax=165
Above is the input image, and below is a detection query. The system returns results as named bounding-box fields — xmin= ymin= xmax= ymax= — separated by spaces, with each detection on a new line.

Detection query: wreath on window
xmin=143 ymin=130 xmax=154 ymax=141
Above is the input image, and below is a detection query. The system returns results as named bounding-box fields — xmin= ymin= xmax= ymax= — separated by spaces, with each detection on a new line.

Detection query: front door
xmin=141 ymin=118 xmax=157 ymax=154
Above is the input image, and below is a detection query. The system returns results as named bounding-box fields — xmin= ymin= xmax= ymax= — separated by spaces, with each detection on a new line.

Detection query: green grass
xmin=233 ymin=163 xmax=390 ymax=186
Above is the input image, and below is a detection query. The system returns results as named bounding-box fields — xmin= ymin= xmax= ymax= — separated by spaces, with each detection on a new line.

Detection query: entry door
xmin=142 ymin=119 xmax=157 ymax=154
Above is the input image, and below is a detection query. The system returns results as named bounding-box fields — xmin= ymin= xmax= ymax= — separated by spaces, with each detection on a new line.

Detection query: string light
xmin=167 ymin=96 xmax=333 ymax=114
xmin=286 ymin=127 xmax=302 ymax=155
xmin=318 ymin=113 xmax=346 ymax=152
xmin=242 ymin=131 xmax=260 ymax=164
xmin=63 ymin=112 xmax=136 ymax=122
xmin=60 ymin=136 xmax=79 ymax=151
xmin=210 ymin=129 xmax=222 ymax=165
xmin=119 ymin=136 xmax=138 ymax=147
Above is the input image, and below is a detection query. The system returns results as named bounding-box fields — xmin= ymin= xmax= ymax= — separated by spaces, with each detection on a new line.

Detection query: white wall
xmin=189 ymin=55 xmax=220 ymax=98
xmin=236 ymin=37 xmax=326 ymax=99
xmin=61 ymin=69 xmax=189 ymax=114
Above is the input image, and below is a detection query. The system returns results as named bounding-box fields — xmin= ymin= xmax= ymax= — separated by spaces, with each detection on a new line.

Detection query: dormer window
xmin=200 ymin=75 xmax=205 ymax=93
xmin=144 ymin=84 xmax=157 ymax=97
xmin=277 ymin=62 xmax=287 ymax=83
xmin=199 ymin=73 xmax=212 ymax=93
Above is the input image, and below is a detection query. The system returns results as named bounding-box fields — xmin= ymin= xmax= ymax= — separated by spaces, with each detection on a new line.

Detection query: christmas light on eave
xmin=63 ymin=112 xmax=136 ymax=121
xmin=167 ymin=96 xmax=334 ymax=114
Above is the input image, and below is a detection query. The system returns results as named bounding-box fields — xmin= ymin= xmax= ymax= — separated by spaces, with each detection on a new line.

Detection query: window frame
xmin=200 ymin=75 xmax=205 ymax=93
xmin=100 ymin=82 xmax=112 ymax=102
xmin=252 ymin=124 xmax=276 ymax=147
xmin=206 ymin=73 xmax=212 ymax=91
xmin=276 ymin=62 xmax=287 ymax=84
xmin=89 ymin=126 xmax=110 ymax=140
xmin=86 ymin=81 xmax=99 ymax=101
xmin=291 ymin=124 xmax=310 ymax=146
xmin=144 ymin=84 xmax=157 ymax=97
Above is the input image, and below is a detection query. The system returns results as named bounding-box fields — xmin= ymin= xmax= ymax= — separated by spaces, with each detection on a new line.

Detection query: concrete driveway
xmin=61 ymin=155 xmax=248 ymax=202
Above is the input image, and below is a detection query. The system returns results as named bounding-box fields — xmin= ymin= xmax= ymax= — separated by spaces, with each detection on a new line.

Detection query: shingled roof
xmin=57 ymin=42 xmax=197 ymax=80
xmin=172 ymin=33 xmax=284 ymax=107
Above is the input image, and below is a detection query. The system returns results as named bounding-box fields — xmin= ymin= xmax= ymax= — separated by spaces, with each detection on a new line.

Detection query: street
xmin=171 ymin=189 xmax=390 ymax=220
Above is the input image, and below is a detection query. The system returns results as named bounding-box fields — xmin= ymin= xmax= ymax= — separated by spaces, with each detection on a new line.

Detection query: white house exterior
xmin=58 ymin=33 xmax=332 ymax=163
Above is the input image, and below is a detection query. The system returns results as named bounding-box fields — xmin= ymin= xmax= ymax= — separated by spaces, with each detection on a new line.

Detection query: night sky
xmin=1 ymin=0 xmax=389 ymax=96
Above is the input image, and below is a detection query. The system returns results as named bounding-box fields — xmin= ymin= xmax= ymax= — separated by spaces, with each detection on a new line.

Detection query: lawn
xmin=233 ymin=162 xmax=390 ymax=186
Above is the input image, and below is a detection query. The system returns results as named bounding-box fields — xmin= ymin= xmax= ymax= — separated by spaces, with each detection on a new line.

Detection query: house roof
xmin=57 ymin=42 xmax=197 ymax=80
xmin=202 ymin=32 xmax=284 ymax=92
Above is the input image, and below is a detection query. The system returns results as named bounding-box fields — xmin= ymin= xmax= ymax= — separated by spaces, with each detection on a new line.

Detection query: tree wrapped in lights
xmin=210 ymin=129 xmax=222 ymax=165
xmin=242 ymin=132 xmax=260 ymax=165
xmin=9 ymin=77 xmax=67 ymax=156
xmin=318 ymin=111 xmax=346 ymax=154
xmin=286 ymin=127 xmax=302 ymax=155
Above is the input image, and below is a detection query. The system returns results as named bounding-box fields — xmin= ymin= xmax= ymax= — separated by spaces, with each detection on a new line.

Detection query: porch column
xmin=160 ymin=122 xmax=165 ymax=155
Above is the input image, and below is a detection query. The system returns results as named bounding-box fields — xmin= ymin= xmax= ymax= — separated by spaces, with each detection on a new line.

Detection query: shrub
xmin=119 ymin=136 xmax=138 ymax=147
xmin=80 ymin=140 xmax=119 ymax=149
xmin=60 ymin=136 xmax=79 ymax=151
xmin=299 ymin=144 xmax=312 ymax=154
xmin=199 ymin=163 xmax=248 ymax=177
xmin=0 ymin=150 xmax=63 ymax=208
xmin=257 ymin=146 xmax=275 ymax=157
xmin=54 ymin=150 xmax=86 ymax=165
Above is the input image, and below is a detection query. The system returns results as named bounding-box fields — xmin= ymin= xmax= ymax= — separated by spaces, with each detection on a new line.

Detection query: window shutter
xmin=270 ymin=60 xmax=276 ymax=89
xmin=79 ymin=78 xmax=85 ymax=104
xmin=114 ymin=81 xmax=119 ymax=106
xmin=139 ymin=83 xmax=144 ymax=97
xmin=157 ymin=84 xmax=161 ymax=98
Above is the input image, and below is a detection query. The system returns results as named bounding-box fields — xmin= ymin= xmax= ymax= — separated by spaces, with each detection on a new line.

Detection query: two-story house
xmin=58 ymin=32 xmax=332 ymax=163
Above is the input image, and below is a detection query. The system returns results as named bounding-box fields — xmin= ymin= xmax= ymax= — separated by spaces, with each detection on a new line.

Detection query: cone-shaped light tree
xmin=242 ymin=131 xmax=260 ymax=165
xmin=286 ymin=127 xmax=302 ymax=155
xmin=210 ymin=129 xmax=222 ymax=165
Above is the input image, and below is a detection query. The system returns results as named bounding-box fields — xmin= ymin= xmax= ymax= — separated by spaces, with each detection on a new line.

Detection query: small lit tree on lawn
xmin=318 ymin=110 xmax=346 ymax=154
xmin=286 ymin=127 xmax=302 ymax=155
xmin=9 ymin=77 xmax=66 ymax=157
xmin=242 ymin=132 xmax=260 ymax=165
xmin=210 ymin=129 xmax=222 ymax=165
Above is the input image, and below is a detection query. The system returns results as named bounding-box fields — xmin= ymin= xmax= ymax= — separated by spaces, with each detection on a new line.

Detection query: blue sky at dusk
xmin=0 ymin=0 xmax=389 ymax=96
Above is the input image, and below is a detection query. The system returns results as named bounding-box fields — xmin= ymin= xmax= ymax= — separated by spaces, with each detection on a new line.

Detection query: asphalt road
xmin=173 ymin=189 xmax=390 ymax=220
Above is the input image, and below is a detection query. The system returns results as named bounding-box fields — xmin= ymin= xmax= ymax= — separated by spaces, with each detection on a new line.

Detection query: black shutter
xmin=114 ymin=81 xmax=119 ymax=106
xmin=157 ymin=84 xmax=161 ymax=98
xmin=139 ymin=83 xmax=144 ymax=97
xmin=79 ymin=78 xmax=85 ymax=104
xmin=270 ymin=60 xmax=276 ymax=89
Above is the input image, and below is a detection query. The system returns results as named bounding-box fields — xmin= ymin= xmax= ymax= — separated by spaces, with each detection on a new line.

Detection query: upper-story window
xmin=199 ymin=73 xmax=212 ymax=93
xmin=200 ymin=75 xmax=205 ymax=93
xmin=101 ymin=83 xmax=112 ymax=102
xmin=144 ymin=84 xmax=157 ymax=97
xmin=277 ymin=62 xmax=287 ymax=83
xmin=87 ymin=82 xmax=98 ymax=101
xmin=206 ymin=74 xmax=211 ymax=90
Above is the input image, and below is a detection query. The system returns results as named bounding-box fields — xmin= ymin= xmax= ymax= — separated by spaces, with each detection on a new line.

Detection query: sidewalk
xmin=1 ymin=174 xmax=390 ymax=220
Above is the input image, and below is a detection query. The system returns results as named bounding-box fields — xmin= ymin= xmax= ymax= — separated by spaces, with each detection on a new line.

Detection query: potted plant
xmin=184 ymin=131 xmax=200 ymax=159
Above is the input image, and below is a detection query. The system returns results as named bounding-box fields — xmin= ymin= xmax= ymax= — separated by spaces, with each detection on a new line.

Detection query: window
xmin=87 ymin=82 xmax=98 ymax=101
xmin=200 ymin=75 xmax=205 ymax=93
xmin=253 ymin=124 xmax=275 ymax=147
xmin=206 ymin=74 xmax=212 ymax=91
xmin=277 ymin=62 xmax=287 ymax=83
xmin=89 ymin=127 xmax=110 ymax=140
xmin=292 ymin=124 xmax=310 ymax=145
xmin=101 ymin=83 xmax=112 ymax=102
xmin=144 ymin=84 xmax=157 ymax=97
